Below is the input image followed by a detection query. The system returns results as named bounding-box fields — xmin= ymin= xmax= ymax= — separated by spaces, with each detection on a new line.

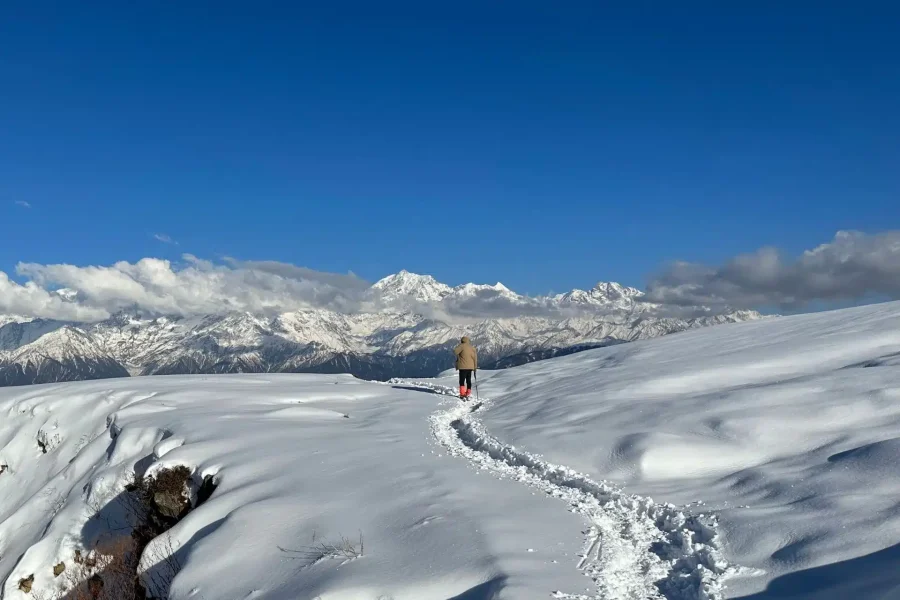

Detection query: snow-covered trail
xmin=398 ymin=380 xmax=736 ymax=600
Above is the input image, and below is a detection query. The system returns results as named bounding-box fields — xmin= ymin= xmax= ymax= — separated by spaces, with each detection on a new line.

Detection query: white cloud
xmin=15 ymin=201 xmax=31 ymax=209
xmin=226 ymin=258 xmax=369 ymax=294
xmin=0 ymin=255 xmax=566 ymax=323
xmin=10 ymin=256 xmax=370 ymax=321
xmin=153 ymin=233 xmax=178 ymax=245
xmin=3 ymin=230 xmax=899 ymax=323
xmin=646 ymin=230 xmax=900 ymax=309
xmin=0 ymin=272 xmax=107 ymax=321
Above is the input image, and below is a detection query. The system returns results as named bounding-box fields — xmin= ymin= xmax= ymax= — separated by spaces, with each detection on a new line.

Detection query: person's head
xmin=461 ymin=336 xmax=470 ymax=344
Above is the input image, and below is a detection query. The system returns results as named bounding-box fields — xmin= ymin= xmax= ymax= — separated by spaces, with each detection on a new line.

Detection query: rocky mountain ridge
xmin=0 ymin=272 xmax=763 ymax=386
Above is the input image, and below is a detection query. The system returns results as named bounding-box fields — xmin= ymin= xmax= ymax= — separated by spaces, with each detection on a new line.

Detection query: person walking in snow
xmin=454 ymin=336 xmax=478 ymax=399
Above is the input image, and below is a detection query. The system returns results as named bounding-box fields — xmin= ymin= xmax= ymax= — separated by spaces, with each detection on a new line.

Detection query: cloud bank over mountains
xmin=9 ymin=255 xmax=371 ymax=321
xmin=646 ymin=230 xmax=900 ymax=309
xmin=1 ymin=231 xmax=898 ymax=322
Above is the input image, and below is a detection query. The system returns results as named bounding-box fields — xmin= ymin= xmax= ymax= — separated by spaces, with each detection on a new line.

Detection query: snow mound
xmin=827 ymin=437 xmax=900 ymax=472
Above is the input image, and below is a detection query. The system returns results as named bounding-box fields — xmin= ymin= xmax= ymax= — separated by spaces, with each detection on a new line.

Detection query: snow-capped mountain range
xmin=0 ymin=271 xmax=762 ymax=386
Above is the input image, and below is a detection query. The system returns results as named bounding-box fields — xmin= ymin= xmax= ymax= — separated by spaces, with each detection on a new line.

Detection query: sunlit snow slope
xmin=471 ymin=299 xmax=900 ymax=599
xmin=0 ymin=376 xmax=597 ymax=600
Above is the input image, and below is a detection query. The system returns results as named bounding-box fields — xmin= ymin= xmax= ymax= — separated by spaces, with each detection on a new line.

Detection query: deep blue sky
xmin=1 ymin=2 xmax=898 ymax=294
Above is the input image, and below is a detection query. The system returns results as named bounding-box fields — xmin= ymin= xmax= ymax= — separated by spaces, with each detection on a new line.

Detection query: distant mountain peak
xmin=555 ymin=281 xmax=647 ymax=310
xmin=0 ymin=314 xmax=33 ymax=328
xmin=371 ymin=273 xmax=653 ymax=310
xmin=452 ymin=281 xmax=515 ymax=295
xmin=371 ymin=271 xmax=453 ymax=304
xmin=591 ymin=281 xmax=643 ymax=298
xmin=53 ymin=288 xmax=79 ymax=302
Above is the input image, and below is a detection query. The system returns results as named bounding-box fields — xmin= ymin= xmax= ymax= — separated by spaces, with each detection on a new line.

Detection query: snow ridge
xmin=412 ymin=381 xmax=734 ymax=600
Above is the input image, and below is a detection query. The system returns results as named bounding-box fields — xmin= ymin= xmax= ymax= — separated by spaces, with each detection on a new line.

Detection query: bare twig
xmin=278 ymin=532 xmax=365 ymax=567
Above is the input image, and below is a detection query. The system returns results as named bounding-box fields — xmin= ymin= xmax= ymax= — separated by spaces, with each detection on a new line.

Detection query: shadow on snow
xmin=735 ymin=542 xmax=900 ymax=600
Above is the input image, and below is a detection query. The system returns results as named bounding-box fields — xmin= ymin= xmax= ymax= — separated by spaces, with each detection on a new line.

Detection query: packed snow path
xmin=397 ymin=380 xmax=735 ymax=600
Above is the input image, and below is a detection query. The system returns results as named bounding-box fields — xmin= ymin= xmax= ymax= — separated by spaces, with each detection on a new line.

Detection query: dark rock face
xmin=0 ymin=343 xmax=615 ymax=386
xmin=483 ymin=340 xmax=627 ymax=369
xmin=0 ymin=357 xmax=130 ymax=387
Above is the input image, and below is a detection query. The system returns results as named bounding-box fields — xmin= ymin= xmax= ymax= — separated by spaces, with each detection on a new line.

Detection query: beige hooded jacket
xmin=453 ymin=337 xmax=478 ymax=371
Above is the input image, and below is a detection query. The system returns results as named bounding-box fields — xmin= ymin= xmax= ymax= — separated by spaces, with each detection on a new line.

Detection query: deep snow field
xmin=3 ymin=300 xmax=900 ymax=599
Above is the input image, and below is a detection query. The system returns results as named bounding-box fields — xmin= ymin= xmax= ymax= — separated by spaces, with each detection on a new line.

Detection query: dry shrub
xmin=33 ymin=537 xmax=139 ymax=600
xmin=278 ymin=530 xmax=365 ymax=568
